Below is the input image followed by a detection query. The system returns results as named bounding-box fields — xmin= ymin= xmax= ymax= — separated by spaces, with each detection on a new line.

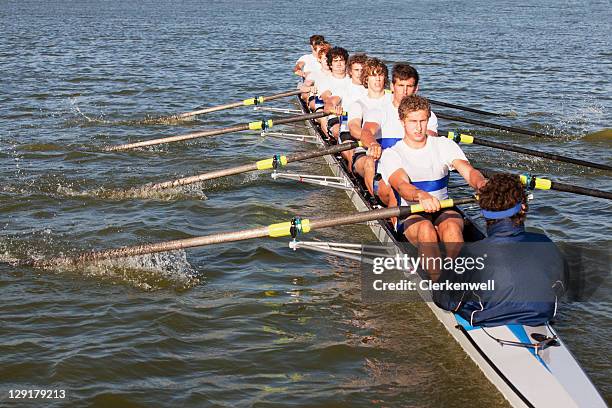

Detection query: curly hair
xmin=478 ymin=173 xmax=528 ymax=226
xmin=360 ymin=57 xmax=389 ymax=89
xmin=326 ymin=47 xmax=349 ymax=68
xmin=398 ymin=95 xmax=431 ymax=121
xmin=392 ymin=63 xmax=419 ymax=85
xmin=348 ymin=53 xmax=367 ymax=69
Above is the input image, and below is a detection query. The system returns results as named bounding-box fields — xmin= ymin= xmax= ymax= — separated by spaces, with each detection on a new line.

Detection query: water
xmin=1 ymin=0 xmax=610 ymax=406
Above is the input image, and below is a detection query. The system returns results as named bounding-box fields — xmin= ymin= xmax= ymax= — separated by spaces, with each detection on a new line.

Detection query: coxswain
xmin=293 ymin=35 xmax=325 ymax=79
xmin=433 ymin=173 xmax=565 ymax=327
xmin=354 ymin=64 xmax=439 ymax=205
xmin=379 ymin=95 xmax=486 ymax=279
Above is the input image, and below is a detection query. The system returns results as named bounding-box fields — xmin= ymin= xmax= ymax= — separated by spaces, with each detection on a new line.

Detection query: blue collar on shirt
xmin=486 ymin=218 xmax=525 ymax=237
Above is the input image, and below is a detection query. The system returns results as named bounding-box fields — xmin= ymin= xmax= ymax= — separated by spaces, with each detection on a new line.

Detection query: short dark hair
xmin=310 ymin=35 xmax=325 ymax=46
xmin=392 ymin=63 xmax=419 ymax=85
xmin=326 ymin=47 xmax=349 ymax=68
xmin=479 ymin=173 xmax=528 ymax=226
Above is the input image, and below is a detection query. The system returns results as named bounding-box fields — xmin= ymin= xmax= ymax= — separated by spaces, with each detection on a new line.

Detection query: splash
xmin=1 ymin=235 xmax=201 ymax=291
xmin=68 ymin=96 xmax=105 ymax=124
xmin=81 ymin=184 xmax=209 ymax=201
xmin=75 ymin=250 xmax=201 ymax=291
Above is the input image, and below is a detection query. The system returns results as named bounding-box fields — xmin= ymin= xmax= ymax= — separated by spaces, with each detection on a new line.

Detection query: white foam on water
xmin=0 ymin=234 xmax=201 ymax=291
xmin=75 ymin=250 xmax=201 ymax=291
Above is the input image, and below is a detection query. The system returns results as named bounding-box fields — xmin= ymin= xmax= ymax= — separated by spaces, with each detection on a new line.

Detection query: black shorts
xmin=397 ymin=206 xmax=462 ymax=235
xmin=351 ymin=151 xmax=367 ymax=173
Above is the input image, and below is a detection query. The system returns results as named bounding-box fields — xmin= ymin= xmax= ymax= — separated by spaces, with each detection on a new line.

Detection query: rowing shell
xmin=296 ymin=96 xmax=606 ymax=408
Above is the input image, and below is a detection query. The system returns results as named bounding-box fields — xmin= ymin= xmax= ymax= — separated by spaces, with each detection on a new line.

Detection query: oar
xmin=437 ymin=112 xmax=558 ymax=139
xmin=444 ymin=131 xmax=612 ymax=171
xmin=137 ymin=141 xmax=362 ymax=191
xmin=151 ymin=89 xmax=304 ymax=122
xmin=105 ymin=112 xmax=327 ymax=151
xmin=478 ymin=168 xmax=612 ymax=200
xmin=25 ymin=198 xmax=476 ymax=268
xmin=429 ymin=99 xmax=502 ymax=117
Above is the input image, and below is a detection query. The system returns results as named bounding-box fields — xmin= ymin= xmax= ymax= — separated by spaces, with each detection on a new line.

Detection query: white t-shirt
xmin=297 ymin=53 xmax=321 ymax=75
xmin=348 ymin=92 xmax=391 ymax=124
xmin=318 ymin=75 xmax=353 ymax=103
xmin=344 ymin=82 xmax=367 ymax=111
xmin=363 ymin=98 xmax=439 ymax=149
xmin=379 ymin=136 xmax=468 ymax=202
xmin=306 ymin=70 xmax=332 ymax=95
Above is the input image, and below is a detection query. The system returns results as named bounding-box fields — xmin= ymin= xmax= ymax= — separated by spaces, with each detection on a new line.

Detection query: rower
xmin=317 ymin=46 xmax=353 ymax=138
xmin=433 ymin=173 xmax=565 ymax=327
xmin=336 ymin=53 xmax=368 ymax=163
xmin=293 ymin=34 xmax=325 ymax=79
xmin=302 ymin=42 xmax=332 ymax=110
xmin=354 ymin=63 xmax=439 ymax=205
xmin=343 ymin=57 xmax=389 ymax=175
xmin=379 ymin=95 xmax=486 ymax=280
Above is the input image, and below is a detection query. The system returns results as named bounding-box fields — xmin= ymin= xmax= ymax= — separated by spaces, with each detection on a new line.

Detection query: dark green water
xmin=1 ymin=0 xmax=610 ymax=406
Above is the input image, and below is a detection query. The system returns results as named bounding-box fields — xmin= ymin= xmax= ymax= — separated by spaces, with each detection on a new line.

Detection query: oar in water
xmin=105 ymin=111 xmax=327 ymax=151
xmin=134 ymin=141 xmax=362 ymax=192
xmin=437 ymin=112 xmax=559 ymax=139
xmin=444 ymin=131 xmax=612 ymax=171
xmin=147 ymin=89 xmax=306 ymax=122
xmin=25 ymin=198 xmax=476 ymax=268
xmin=478 ymin=168 xmax=612 ymax=200
xmin=429 ymin=99 xmax=502 ymax=117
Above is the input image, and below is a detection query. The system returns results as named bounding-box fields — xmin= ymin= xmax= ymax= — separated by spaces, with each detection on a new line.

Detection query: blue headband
xmin=481 ymin=202 xmax=523 ymax=220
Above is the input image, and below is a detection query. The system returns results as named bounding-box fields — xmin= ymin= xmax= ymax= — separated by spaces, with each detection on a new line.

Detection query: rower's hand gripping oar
xmin=477 ymin=168 xmax=612 ymax=200
xmin=105 ymin=111 xmax=328 ymax=151
xmin=23 ymin=198 xmax=476 ymax=268
xmin=149 ymin=89 xmax=305 ymax=122
xmin=445 ymin=131 xmax=612 ymax=171
xmin=138 ymin=141 xmax=362 ymax=192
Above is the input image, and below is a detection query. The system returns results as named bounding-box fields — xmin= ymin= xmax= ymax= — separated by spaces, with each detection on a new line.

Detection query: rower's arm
xmin=360 ymin=121 xmax=380 ymax=147
xmin=388 ymin=168 xmax=427 ymax=202
xmin=453 ymin=159 xmax=487 ymax=192
xmin=293 ymin=61 xmax=305 ymax=77
xmin=348 ymin=118 xmax=362 ymax=139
